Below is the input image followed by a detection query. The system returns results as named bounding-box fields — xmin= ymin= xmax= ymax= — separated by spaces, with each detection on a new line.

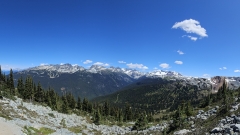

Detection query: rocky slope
xmin=0 ymin=96 xmax=167 ymax=135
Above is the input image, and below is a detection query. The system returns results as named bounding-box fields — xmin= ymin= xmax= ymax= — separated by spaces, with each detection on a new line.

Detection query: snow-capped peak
xmin=21 ymin=64 xmax=183 ymax=79
xmin=146 ymin=70 xmax=182 ymax=78
xmin=26 ymin=63 xmax=84 ymax=73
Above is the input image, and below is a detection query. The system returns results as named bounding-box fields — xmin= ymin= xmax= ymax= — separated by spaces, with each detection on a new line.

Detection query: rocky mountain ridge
xmin=12 ymin=64 xmax=240 ymax=99
xmin=18 ymin=63 xmax=182 ymax=79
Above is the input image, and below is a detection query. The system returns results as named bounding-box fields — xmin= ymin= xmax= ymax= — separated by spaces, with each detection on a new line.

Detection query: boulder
xmin=232 ymin=124 xmax=240 ymax=132
xmin=174 ymin=129 xmax=191 ymax=135
xmin=210 ymin=127 xmax=221 ymax=134
xmin=201 ymin=116 xmax=207 ymax=120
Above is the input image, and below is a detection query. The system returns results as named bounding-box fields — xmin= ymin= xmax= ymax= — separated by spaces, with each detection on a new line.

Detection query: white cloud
xmin=118 ymin=61 xmax=126 ymax=64
xmin=159 ymin=63 xmax=170 ymax=69
xmin=219 ymin=67 xmax=227 ymax=70
xmin=126 ymin=63 xmax=148 ymax=70
xmin=182 ymin=35 xmax=198 ymax=41
xmin=93 ymin=62 xmax=109 ymax=67
xmin=83 ymin=60 xmax=93 ymax=64
xmin=40 ymin=63 xmax=48 ymax=66
xmin=203 ymin=74 xmax=210 ymax=78
xmin=177 ymin=50 xmax=184 ymax=55
xmin=60 ymin=63 xmax=65 ymax=65
xmin=153 ymin=67 xmax=158 ymax=70
xmin=188 ymin=36 xmax=197 ymax=41
xmin=234 ymin=70 xmax=240 ymax=73
xmin=72 ymin=64 xmax=78 ymax=66
xmin=172 ymin=19 xmax=208 ymax=39
xmin=174 ymin=61 xmax=183 ymax=65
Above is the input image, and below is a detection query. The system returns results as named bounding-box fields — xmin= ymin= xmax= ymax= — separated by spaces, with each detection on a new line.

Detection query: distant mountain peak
xmin=24 ymin=63 xmax=84 ymax=74
xmin=18 ymin=64 xmax=183 ymax=79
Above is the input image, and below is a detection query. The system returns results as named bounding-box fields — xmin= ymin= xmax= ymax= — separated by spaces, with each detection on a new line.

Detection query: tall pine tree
xmin=17 ymin=76 xmax=24 ymax=97
xmin=77 ymin=96 xmax=82 ymax=110
xmin=9 ymin=69 xmax=15 ymax=95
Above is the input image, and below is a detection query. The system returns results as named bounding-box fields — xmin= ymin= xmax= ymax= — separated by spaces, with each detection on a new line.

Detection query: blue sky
xmin=1 ymin=0 xmax=240 ymax=77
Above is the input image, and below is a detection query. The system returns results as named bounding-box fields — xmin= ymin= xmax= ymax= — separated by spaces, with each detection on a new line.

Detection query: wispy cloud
xmin=234 ymin=70 xmax=240 ymax=73
xmin=83 ymin=60 xmax=93 ymax=64
xmin=153 ymin=67 xmax=158 ymax=70
xmin=93 ymin=62 xmax=109 ymax=67
xmin=203 ymin=74 xmax=210 ymax=78
xmin=118 ymin=61 xmax=126 ymax=64
xmin=40 ymin=63 xmax=48 ymax=66
xmin=182 ymin=35 xmax=198 ymax=41
xmin=60 ymin=63 xmax=65 ymax=65
xmin=159 ymin=63 xmax=170 ymax=69
xmin=172 ymin=19 xmax=208 ymax=41
xmin=126 ymin=63 xmax=148 ymax=70
xmin=219 ymin=67 xmax=227 ymax=70
xmin=177 ymin=50 xmax=184 ymax=55
xmin=174 ymin=61 xmax=183 ymax=65
xmin=187 ymin=35 xmax=197 ymax=41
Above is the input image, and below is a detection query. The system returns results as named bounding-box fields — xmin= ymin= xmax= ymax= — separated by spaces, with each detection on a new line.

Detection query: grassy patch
xmin=23 ymin=126 xmax=55 ymax=135
xmin=68 ymin=126 xmax=82 ymax=133
xmin=39 ymin=127 xmax=55 ymax=134
xmin=0 ymin=113 xmax=12 ymax=120
xmin=0 ymin=103 xmax=13 ymax=120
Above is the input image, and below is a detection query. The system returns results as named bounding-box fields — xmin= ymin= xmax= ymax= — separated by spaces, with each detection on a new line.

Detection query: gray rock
xmin=201 ymin=116 xmax=207 ymax=120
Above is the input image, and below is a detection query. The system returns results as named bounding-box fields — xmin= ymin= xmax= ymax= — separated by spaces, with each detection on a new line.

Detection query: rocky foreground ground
xmin=173 ymin=98 xmax=240 ymax=135
xmin=0 ymin=97 xmax=167 ymax=135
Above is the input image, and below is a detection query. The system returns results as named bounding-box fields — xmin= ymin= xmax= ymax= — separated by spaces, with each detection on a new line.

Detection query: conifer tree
xmin=24 ymin=77 xmax=34 ymax=100
xmin=82 ymin=98 xmax=88 ymax=112
xmin=49 ymin=89 xmax=57 ymax=110
xmin=45 ymin=89 xmax=52 ymax=108
xmin=77 ymin=96 xmax=82 ymax=110
xmin=9 ymin=69 xmax=15 ymax=95
xmin=6 ymin=77 xmax=10 ymax=91
xmin=124 ymin=103 xmax=132 ymax=121
xmin=185 ymin=101 xmax=193 ymax=117
xmin=103 ymin=101 xmax=110 ymax=116
xmin=2 ymin=73 xmax=6 ymax=82
xmin=133 ymin=112 xmax=148 ymax=130
xmin=94 ymin=109 xmax=101 ymax=125
xmin=118 ymin=109 xmax=123 ymax=122
xmin=35 ymin=82 xmax=44 ymax=102
xmin=147 ymin=112 xmax=154 ymax=122
xmin=61 ymin=96 xmax=68 ymax=114
xmin=87 ymin=102 xmax=93 ymax=113
xmin=66 ymin=92 xmax=76 ymax=109
xmin=17 ymin=76 xmax=24 ymax=97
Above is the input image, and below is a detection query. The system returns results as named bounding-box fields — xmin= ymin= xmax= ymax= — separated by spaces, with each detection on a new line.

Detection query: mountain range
xmin=11 ymin=63 xmax=240 ymax=100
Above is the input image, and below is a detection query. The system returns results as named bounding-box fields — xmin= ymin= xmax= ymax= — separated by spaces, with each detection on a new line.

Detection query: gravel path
xmin=0 ymin=117 xmax=23 ymax=135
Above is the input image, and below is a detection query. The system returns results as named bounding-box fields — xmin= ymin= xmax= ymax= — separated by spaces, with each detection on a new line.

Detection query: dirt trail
xmin=0 ymin=118 xmax=23 ymax=135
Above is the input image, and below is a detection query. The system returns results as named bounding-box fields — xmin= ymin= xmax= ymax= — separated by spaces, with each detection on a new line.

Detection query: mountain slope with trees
xmin=12 ymin=66 xmax=135 ymax=99
xmin=92 ymin=77 xmax=213 ymax=113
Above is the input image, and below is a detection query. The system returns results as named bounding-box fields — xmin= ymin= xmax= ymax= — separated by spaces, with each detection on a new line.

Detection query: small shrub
xmin=48 ymin=113 xmax=55 ymax=118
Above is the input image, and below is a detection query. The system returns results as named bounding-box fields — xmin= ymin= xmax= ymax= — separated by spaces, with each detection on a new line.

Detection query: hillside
xmin=13 ymin=64 xmax=137 ymax=99
xmin=92 ymin=76 xmax=240 ymax=113
xmin=92 ymin=77 xmax=210 ymax=112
